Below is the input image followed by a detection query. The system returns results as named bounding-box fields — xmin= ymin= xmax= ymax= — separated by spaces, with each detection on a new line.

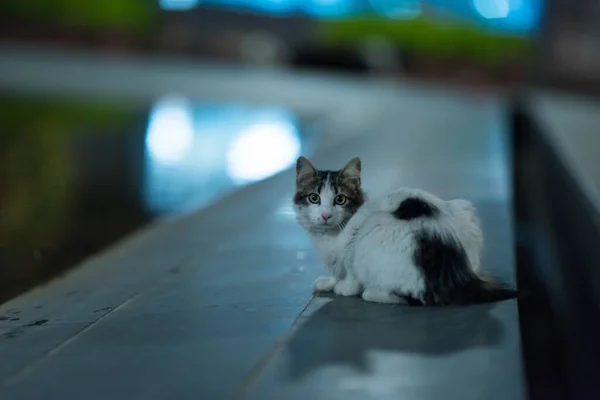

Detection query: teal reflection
xmin=159 ymin=0 xmax=201 ymax=10
xmin=249 ymin=0 xmax=298 ymax=14
xmin=370 ymin=0 xmax=421 ymax=19
xmin=302 ymin=0 xmax=359 ymax=18
xmin=146 ymin=96 xmax=195 ymax=166
xmin=470 ymin=0 xmax=541 ymax=32
xmin=144 ymin=97 xmax=302 ymax=214
xmin=472 ymin=0 xmax=510 ymax=19
xmin=226 ymin=112 xmax=301 ymax=184
xmin=157 ymin=0 xmax=541 ymax=31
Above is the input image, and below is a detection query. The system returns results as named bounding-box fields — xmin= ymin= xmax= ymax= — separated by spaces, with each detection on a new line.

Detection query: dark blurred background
xmin=0 ymin=0 xmax=558 ymax=304
xmin=0 ymin=0 xmax=598 ymax=325
xmin=2 ymin=0 xmax=597 ymax=300
xmin=2 ymin=0 xmax=544 ymax=83
xmin=3 ymin=0 xmax=598 ymax=89
xmin=2 ymin=0 xmax=599 ymax=306
xmin=1 ymin=1 xmax=600 ymax=399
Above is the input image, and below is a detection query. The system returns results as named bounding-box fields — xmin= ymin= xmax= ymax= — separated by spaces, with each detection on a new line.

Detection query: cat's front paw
xmin=334 ymin=280 xmax=362 ymax=297
xmin=313 ymin=276 xmax=336 ymax=292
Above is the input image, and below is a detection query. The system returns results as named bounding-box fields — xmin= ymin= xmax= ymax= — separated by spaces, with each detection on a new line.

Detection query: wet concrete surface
xmin=0 ymin=94 xmax=314 ymax=304
xmin=0 ymin=47 xmax=521 ymax=400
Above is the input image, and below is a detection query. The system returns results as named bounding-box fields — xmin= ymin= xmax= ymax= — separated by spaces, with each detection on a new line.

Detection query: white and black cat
xmin=293 ymin=156 xmax=516 ymax=305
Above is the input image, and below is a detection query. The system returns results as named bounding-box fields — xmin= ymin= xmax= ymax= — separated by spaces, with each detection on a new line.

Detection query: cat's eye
xmin=308 ymin=193 xmax=321 ymax=204
xmin=334 ymin=195 xmax=347 ymax=206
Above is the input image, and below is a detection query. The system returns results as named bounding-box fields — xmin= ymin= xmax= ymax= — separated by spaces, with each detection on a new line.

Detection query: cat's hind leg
xmin=362 ymin=289 xmax=407 ymax=304
xmin=313 ymin=276 xmax=337 ymax=292
xmin=334 ymin=279 xmax=362 ymax=297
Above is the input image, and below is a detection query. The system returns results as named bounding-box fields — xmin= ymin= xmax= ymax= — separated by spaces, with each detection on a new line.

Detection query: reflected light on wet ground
xmin=227 ymin=117 xmax=301 ymax=184
xmin=0 ymin=94 xmax=306 ymax=303
xmin=146 ymin=96 xmax=196 ymax=166
xmin=144 ymin=95 xmax=302 ymax=214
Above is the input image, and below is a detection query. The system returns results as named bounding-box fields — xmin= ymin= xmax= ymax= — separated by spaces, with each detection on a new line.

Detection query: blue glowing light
xmin=249 ymin=0 xmax=297 ymax=14
xmin=144 ymin=98 xmax=302 ymax=214
xmin=303 ymin=0 xmax=358 ymax=18
xmin=472 ymin=0 xmax=509 ymax=19
xmin=226 ymin=113 xmax=301 ymax=184
xmin=471 ymin=0 xmax=540 ymax=32
xmin=146 ymin=95 xmax=195 ymax=166
xmin=370 ymin=0 xmax=421 ymax=19
xmin=159 ymin=0 xmax=200 ymax=11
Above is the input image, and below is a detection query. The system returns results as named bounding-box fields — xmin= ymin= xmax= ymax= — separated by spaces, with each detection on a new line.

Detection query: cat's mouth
xmin=317 ymin=221 xmax=343 ymax=232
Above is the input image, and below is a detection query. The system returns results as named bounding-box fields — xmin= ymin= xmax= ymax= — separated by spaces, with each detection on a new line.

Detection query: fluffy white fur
xmin=294 ymin=160 xmax=484 ymax=305
xmin=328 ymin=189 xmax=483 ymax=304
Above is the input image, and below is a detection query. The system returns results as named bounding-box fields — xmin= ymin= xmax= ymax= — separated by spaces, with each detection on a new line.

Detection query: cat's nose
xmin=321 ymin=212 xmax=332 ymax=222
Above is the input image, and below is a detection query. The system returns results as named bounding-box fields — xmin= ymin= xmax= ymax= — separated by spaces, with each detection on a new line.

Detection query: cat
xmin=293 ymin=156 xmax=516 ymax=305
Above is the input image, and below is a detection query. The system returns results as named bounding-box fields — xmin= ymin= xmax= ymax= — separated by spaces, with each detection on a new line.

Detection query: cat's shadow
xmin=283 ymin=293 xmax=508 ymax=380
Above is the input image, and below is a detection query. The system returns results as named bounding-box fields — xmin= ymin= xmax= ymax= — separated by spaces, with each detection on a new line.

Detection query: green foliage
xmin=0 ymin=97 xmax=139 ymax=254
xmin=0 ymin=0 xmax=159 ymax=33
xmin=0 ymin=97 xmax=137 ymax=132
xmin=317 ymin=16 xmax=531 ymax=66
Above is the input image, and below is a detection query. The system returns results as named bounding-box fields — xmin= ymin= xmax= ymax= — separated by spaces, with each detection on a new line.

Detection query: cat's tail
xmin=419 ymin=271 xmax=517 ymax=306
xmin=411 ymin=229 xmax=517 ymax=306
xmin=455 ymin=275 xmax=518 ymax=305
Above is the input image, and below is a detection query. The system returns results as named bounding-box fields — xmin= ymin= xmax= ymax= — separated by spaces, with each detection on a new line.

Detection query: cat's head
xmin=293 ymin=156 xmax=365 ymax=235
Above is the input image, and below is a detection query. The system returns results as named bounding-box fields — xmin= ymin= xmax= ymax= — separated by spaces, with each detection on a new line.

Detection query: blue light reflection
xmin=156 ymin=0 xmax=541 ymax=33
xmin=370 ymin=0 xmax=421 ymax=19
xmin=302 ymin=0 xmax=359 ymax=18
xmin=144 ymin=97 xmax=302 ymax=214
xmin=146 ymin=96 xmax=195 ymax=166
xmin=159 ymin=0 xmax=201 ymax=11
xmin=471 ymin=0 xmax=541 ymax=32
xmin=227 ymin=116 xmax=301 ymax=184
xmin=249 ymin=0 xmax=298 ymax=14
xmin=472 ymin=0 xmax=509 ymax=19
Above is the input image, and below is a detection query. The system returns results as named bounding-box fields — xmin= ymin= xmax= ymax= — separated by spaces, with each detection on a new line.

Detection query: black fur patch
xmin=413 ymin=231 xmax=516 ymax=305
xmin=393 ymin=198 xmax=439 ymax=220
xmin=400 ymin=295 xmax=425 ymax=306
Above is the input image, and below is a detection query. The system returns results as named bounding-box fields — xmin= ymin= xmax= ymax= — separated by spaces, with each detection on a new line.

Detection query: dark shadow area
xmin=511 ymin=101 xmax=600 ymax=400
xmin=291 ymin=47 xmax=369 ymax=73
xmin=0 ymin=97 xmax=151 ymax=304
xmin=284 ymin=295 xmax=505 ymax=380
xmin=534 ymin=0 xmax=600 ymax=97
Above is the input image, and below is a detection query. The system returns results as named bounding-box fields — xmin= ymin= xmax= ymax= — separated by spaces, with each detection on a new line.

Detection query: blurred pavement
xmin=0 ymin=45 xmax=522 ymax=400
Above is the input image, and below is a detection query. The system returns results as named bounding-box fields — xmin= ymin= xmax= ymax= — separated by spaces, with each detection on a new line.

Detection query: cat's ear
xmin=340 ymin=157 xmax=361 ymax=187
xmin=296 ymin=156 xmax=317 ymax=184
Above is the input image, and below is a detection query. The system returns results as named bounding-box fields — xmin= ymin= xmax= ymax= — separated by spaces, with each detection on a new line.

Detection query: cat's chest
xmin=312 ymin=235 xmax=338 ymax=260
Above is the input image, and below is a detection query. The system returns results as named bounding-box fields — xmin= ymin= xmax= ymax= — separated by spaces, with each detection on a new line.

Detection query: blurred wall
xmin=537 ymin=0 xmax=600 ymax=90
